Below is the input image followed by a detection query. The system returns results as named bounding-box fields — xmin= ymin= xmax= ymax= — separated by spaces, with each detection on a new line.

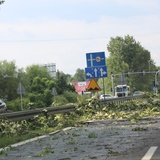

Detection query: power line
xmin=0 ymin=32 xmax=160 ymax=43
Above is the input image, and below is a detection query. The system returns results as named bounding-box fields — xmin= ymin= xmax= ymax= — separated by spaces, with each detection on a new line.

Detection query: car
xmin=0 ymin=99 xmax=7 ymax=112
xmin=99 ymin=94 xmax=114 ymax=100
xmin=133 ymin=91 xmax=143 ymax=96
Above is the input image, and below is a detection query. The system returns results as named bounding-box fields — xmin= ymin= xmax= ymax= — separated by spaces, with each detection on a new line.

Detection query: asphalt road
xmin=0 ymin=118 xmax=160 ymax=160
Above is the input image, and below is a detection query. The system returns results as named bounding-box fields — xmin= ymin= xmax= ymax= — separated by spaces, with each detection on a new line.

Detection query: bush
xmin=63 ymin=91 xmax=78 ymax=103
xmin=52 ymin=95 xmax=69 ymax=106
xmin=7 ymin=97 xmax=30 ymax=111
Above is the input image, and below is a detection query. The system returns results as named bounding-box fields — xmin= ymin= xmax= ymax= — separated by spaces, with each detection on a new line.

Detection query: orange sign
xmin=86 ymin=79 xmax=101 ymax=92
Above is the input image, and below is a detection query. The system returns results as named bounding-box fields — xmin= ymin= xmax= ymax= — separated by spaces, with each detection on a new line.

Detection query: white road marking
xmin=0 ymin=130 xmax=60 ymax=152
xmin=141 ymin=146 xmax=158 ymax=160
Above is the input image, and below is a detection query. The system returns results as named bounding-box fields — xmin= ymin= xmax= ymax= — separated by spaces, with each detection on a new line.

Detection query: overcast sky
xmin=0 ymin=0 xmax=160 ymax=75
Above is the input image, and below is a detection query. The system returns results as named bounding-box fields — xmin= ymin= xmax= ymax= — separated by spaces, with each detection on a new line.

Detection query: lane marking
xmin=141 ymin=146 xmax=158 ymax=160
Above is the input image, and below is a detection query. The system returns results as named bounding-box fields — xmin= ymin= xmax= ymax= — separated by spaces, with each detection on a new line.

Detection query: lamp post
xmin=155 ymin=70 xmax=160 ymax=95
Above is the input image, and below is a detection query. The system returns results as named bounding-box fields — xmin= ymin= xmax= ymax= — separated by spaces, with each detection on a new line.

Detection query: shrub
xmin=7 ymin=97 xmax=30 ymax=111
xmin=63 ymin=91 xmax=77 ymax=103
xmin=52 ymin=95 xmax=69 ymax=106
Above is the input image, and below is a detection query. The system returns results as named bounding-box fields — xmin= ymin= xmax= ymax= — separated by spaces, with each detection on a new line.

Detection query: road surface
xmin=0 ymin=118 xmax=160 ymax=160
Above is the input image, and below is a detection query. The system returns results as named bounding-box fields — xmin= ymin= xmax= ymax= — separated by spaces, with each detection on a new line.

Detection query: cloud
xmin=0 ymin=3 xmax=160 ymax=75
xmin=115 ymin=0 xmax=160 ymax=9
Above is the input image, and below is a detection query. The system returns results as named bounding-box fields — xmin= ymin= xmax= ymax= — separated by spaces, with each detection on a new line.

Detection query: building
xmin=42 ymin=63 xmax=56 ymax=78
xmin=71 ymin=81 xmax=90 ymax=94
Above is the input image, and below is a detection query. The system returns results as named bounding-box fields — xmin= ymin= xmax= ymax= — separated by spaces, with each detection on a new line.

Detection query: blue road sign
xmin=86 ymin=52 xmax=105 ymax=67
xmin=85 ymin=66 xmax=108 ymax=79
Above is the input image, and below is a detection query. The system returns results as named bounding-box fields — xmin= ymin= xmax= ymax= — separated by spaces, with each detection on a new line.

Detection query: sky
xmin=0 ymin=0 xmax=160 ymax=75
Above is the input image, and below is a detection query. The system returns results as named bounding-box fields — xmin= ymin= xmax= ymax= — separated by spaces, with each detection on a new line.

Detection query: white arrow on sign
xmin=94 ymin=68 xmax=98 ymax=77
xmin=86 ymin=72 xmax=92 ymax=77
xmin=100 ymin=68 xmax=107 ymax=76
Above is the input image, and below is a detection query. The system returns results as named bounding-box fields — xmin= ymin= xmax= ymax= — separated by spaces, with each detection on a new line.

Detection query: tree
xmin=28 ymin=77 xmax=55 ymax=107
xmin=72 ymin=68 xmax=85 ymax=82
xmin=106 ymin=35 xmax=156 ymax=92
xmin=0 ymin=60 xmax=19 ymax=100
xmin=55 ymin=70 xmax=75 ymax=94
xmin=0 ymin=0 xmax=4 ymax=5
xmin=22 ymin=65 xmax=56 ymax=108
xmin=24 ymin=65 xmax=52 ymax=92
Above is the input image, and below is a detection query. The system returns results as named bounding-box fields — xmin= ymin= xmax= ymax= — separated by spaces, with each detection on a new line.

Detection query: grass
xmin=88 ymin=132 xmax=97 ymax=138
xmin=0 ymin=134 xmax=36 ymax=148
xmin=0 ymin=128 xmax=58 ymax=149
xmin=0 ymin=95 xmax=159 ymax=149
xmin=37 ymin=146 xmax=54 ymax=157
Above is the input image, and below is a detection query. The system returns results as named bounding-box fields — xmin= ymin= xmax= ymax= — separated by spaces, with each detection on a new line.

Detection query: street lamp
xmin=155 ymin=70 xmax=160 ymax=95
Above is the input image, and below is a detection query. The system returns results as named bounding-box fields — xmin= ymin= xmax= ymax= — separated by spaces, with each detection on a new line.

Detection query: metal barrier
xmin=0 ymin=95 xmax=144 ymax=121
xmin=99 ymin=95 xmax=144 ymax=104
xmin=0 ymin=105 xmax=75 ymax=121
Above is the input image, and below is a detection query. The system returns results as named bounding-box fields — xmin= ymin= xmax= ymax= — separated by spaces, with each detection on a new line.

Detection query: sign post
xmin=17 ymin=82 xmax=26 ymax=110
xmin=52 ymin=87 xmax=57 ymax=106
xmin=86 ymin=78 xmax=101 ymax=92
xmin=85 ymin=51 xmax=107 ymax=95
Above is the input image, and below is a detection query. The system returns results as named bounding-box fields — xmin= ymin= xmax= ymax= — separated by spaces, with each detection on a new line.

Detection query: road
xmin=0 ymin=118 xmax=160 ymax=160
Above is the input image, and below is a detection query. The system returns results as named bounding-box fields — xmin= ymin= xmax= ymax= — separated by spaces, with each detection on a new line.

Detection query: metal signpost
xmin=85 ymin=66 xmax=107 ymax=79
xmin=52 ymin=87 xmax=57 ymax=105
xmin=17 ymin=82 xmax=26 ymax=110
xmin=111 ymin=71 xmax=159 ymax=96
xmin=86 ymin=52 xmax=106 ymax=67
xmin=85 ymin=52 xmax=108 ymax=95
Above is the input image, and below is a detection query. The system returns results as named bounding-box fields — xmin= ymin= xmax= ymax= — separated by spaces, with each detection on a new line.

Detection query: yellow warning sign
xmin=86 ymin=79 xmax=101 ymax=92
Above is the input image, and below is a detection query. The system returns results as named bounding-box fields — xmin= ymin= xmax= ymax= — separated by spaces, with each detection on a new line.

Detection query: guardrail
xmin=99 ymin=95 xmax=144 ymax=104
xmin=0 ymin=95 xmax=144 ymax=122
xmin=0 ymin=105 xmax=75 ymax=121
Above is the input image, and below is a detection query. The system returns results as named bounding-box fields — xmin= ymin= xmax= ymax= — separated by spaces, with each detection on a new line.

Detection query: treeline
xmin=98 ymin=35 xmax=160 ymax=93
xmin=1 ymin=35 xmax=160 ymax=110
xmin=0 ymin=61 xmax=78 ymax=111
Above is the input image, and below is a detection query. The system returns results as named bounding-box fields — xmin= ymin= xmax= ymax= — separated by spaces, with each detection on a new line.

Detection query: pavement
xmin=0 ymin=118 xmax=160 ymax=160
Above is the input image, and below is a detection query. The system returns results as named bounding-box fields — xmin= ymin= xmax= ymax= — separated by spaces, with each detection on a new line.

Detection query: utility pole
xmin=148 ymin=60 xmax=151 ymax=72
xmin=155 ymin=70 xmax=160 ymax=95
xmin=111 ymin=73 xmax=114 ymax=96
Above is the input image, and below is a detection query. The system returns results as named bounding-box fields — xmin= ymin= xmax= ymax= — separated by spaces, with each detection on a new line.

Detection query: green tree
xmin=0 ymin=60 xmax=19 ymax=100
xmin=0 ymin=0 xmax=4 ymax=5
xmin=23 ymin=65 xmax=56 ymax=108
xmin=55 ymin=70 xmax=75 ymax=94
xmin=72 ymin=68 xmax=85 ymax=82
xmin=28 ymin=77 xmax=55 ymax=107
xmin=106 ymin=35 xmax=156 ymax=92
xmin=65 ymin=73 xmax=73 ymax=83
xmin=24 ymin=65 xmax=52 ymax=92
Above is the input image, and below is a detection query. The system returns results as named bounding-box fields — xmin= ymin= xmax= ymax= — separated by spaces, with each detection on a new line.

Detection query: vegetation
xmin=0 ymin=34 xmax=160 ymax=152
xmin=0 ymin=93 xmax=160 ymax=149
xmin=71 ymin=68 xmax=86 ymax=82
xmin=105 ymin=35 xmax=157 ymax=93
xmin=0 ymin=0 xmax=4 ymax=5
xmin=0 ymin=35 xmax=159 ymax=111
xmin=0 ymin=62 xmax=76 ymax=111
